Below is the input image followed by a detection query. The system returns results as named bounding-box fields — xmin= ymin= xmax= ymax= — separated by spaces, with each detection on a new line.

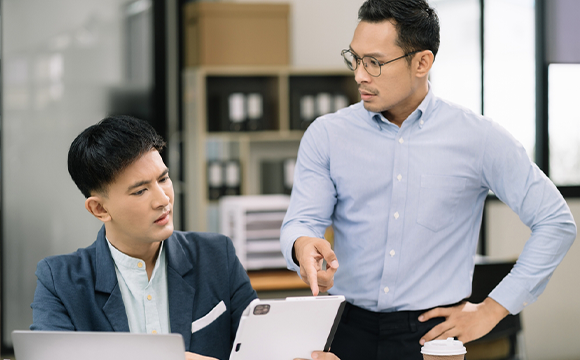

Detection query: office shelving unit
xmin=183 ymin=66 xmax=358 ymax=232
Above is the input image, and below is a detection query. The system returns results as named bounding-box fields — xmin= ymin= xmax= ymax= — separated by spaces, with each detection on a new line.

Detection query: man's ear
xmin=85 ymin=196 xmax=111 ymax=222
xmin=414 ymin=50 xmax=434 ymax=78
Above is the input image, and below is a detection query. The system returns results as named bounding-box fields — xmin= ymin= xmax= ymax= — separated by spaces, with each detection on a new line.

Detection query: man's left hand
xmin=418 ymin=297 xmax=509 ymax=345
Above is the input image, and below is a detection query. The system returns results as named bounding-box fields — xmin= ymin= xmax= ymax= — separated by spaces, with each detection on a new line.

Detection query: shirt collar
xmin=368 ymin=82 xmax=435 ymax=130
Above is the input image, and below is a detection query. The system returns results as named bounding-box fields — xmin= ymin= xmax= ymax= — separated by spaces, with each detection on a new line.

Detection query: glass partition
xmin=548 ymin=64 xmax=580 ymax=186
xmin=484 ymin=0 xmax=536 ymax=160
xmin=430 ymin=0 xmax=482 ymax=115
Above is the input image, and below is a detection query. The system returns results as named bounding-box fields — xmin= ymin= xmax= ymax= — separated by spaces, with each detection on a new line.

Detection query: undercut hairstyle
xmin=68 ymin=115 xmax=166 ymax=198
xmin=358 ymin=0 xmax=440 ymax=64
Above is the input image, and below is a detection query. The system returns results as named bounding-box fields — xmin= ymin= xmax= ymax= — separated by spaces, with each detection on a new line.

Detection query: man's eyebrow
xmin=128 ymin=179 xmax=150 ymax=192
xmin=127 ymin=168 xmax=169 ymax=192
xmin=349 ymin=46 xmax=386 ymax=59
xmin=159 ymin=168 xmax=169 ymax=179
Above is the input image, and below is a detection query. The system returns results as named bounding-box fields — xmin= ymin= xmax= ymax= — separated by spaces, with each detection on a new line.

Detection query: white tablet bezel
xmin=229 ymin=295 xmax=346 ymax=360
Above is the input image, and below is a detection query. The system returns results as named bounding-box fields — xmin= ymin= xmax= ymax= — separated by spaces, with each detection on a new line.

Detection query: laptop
xmin=11 ymin=331 xmax=186 ymax=360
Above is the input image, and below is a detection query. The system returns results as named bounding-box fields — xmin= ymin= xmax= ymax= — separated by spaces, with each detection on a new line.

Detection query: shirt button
xmin=147 ymin=295 xmax=152 ymax=301
xmin=152 ymin=330 xmax=157 ymax=334
xmin=384 ymin=287 xmax=390 ymax=294
xmin=523 ymin=302 xmax=528 ymax=306
xmin=137 ymin=262 xmax=143 ymax=268
xmin=394 ymin=212 xmax=399 ymax=219
xmin=420 ymin=120 xmax=424 ymax=125
xmin=397 ymin=174 xmax=402 ymax=181
xmin=398 ymin=138 xmax=404 ymax=144
xmin=390 ymin=250 xmax=395 ymax=257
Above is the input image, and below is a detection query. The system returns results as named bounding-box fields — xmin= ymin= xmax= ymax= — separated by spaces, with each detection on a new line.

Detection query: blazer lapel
xmin=166 ymin=235 xmax=196 ymax=350
xmin=94 ymin=226 xmax=130 ymax=332
xmin=102 ymin=285 xmax=130 ymax=331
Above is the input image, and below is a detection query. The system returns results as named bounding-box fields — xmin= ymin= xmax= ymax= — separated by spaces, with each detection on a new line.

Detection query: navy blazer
xmin=31 ymin=226 xmax=257 ymax=360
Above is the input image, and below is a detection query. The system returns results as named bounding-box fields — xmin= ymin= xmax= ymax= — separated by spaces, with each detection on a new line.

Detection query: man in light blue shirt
xmin=281 ymin=1 xmax=576 ymax=359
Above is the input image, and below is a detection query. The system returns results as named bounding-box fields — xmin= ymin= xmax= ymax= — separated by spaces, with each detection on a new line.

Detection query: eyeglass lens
xmin=342 ymin=51 xmax=382 ymax=77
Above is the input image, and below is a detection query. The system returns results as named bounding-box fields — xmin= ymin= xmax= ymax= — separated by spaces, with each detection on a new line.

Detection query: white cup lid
xmin=421 ymin=338 xmax=466 ymax=355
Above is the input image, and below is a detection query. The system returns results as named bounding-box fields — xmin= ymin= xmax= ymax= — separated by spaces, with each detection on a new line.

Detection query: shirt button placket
xmin=381 ymin=130 xmax=408 ymax=309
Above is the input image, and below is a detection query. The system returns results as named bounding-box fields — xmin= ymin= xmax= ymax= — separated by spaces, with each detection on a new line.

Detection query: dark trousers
xmin=330 ymin=302 xmax=445 ymax=360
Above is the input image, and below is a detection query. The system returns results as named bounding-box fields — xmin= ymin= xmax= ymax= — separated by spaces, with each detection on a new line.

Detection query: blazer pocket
xmin=191 ymin=300 xmax=227 ymax=334
xmin=416 ymin=174 xmax=467 ymax=232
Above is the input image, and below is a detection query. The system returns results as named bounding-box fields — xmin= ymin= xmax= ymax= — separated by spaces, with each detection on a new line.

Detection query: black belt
xmin=340 ymin=302 xmax=427 ymax=334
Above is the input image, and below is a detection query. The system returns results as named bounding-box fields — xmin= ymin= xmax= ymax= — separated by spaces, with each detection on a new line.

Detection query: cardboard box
xmin=184 ymin=2 xmax=290 ymax=66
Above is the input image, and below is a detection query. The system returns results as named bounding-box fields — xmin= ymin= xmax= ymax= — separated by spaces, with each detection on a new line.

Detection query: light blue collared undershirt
xmin=107 ymin=238 xmax=170 ymax=334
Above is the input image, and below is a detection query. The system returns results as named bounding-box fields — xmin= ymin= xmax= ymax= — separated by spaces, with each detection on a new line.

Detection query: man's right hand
xmin=293 ymin=236 xmax=339 ymax=296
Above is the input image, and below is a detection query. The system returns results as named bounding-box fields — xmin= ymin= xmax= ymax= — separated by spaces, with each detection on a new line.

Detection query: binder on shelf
xmin=333 ymin=94 xmax=349 ymax=112
xmin=228 ymin=92 xmax=247 ymax=132
xmin=299 ymin=95 xmax=316 ymax=130
xmin=207 ymin=160 xmax=224 ymax=201
xmin=246 ymin=92 xmax=264 ymax=131
xmin=208 ymin=159 xmax=242 ymax=200
xmin=316 ymin=92 xmax=333 ymax=116
xmin=283 ymin=158 xmax=296 ymax=194
xmin=219 ymin=195 xmax=291 ymax=270
xmin=223 ymin=160 xmax=241 ymax=196
xmin=289 ymin=75 xmax=359 ymax=130
xmin=207 ymin=76 xmax=278 ymax=132
xmin=295 ymin=91 xmax=350 ymax=130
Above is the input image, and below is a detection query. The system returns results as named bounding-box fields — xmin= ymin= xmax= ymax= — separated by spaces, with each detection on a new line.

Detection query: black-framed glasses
xmin=340 ymin=49 xmax=420 ymax=77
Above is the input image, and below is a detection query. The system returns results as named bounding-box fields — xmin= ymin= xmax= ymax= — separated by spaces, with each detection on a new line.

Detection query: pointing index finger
xmin=304 ymin=261 xmax=320 ymax=296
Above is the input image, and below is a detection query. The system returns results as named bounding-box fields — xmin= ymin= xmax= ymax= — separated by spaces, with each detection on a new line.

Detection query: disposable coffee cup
xmin=421 ymin=338 xmax=466 ymax=360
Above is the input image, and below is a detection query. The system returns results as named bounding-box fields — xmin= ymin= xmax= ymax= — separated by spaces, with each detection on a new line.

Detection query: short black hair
xmin=68 ymin=115 xmax=166 ymax=198
xmin=358 ymin=0 xmax=440 ymax=63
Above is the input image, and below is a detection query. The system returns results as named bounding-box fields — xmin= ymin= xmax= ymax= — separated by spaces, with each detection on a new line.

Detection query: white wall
xmin=487 ymin=200 xmax=580 ymax=360
xmin=230 ymin=0 xmax=365 ymax=68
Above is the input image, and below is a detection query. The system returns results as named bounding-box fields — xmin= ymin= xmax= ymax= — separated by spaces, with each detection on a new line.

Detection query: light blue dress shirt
xmin=281 ymin=87 xmax=576 ymax=315
xmin=107 ymin=239 xmax=170 ymax=334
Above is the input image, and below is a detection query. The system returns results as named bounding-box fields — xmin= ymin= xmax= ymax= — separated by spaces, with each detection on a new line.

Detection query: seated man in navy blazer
xmin=30 ymin=115 xmax=338 ymax=360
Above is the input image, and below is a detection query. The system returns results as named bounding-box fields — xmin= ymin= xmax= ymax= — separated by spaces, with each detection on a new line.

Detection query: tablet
xmin=230 ymin=295 xmax=346 ymax=360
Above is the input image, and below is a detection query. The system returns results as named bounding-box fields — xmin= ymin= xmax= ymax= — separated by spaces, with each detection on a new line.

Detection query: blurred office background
xmin=1 ymin=0 xmax=579 ymax=359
